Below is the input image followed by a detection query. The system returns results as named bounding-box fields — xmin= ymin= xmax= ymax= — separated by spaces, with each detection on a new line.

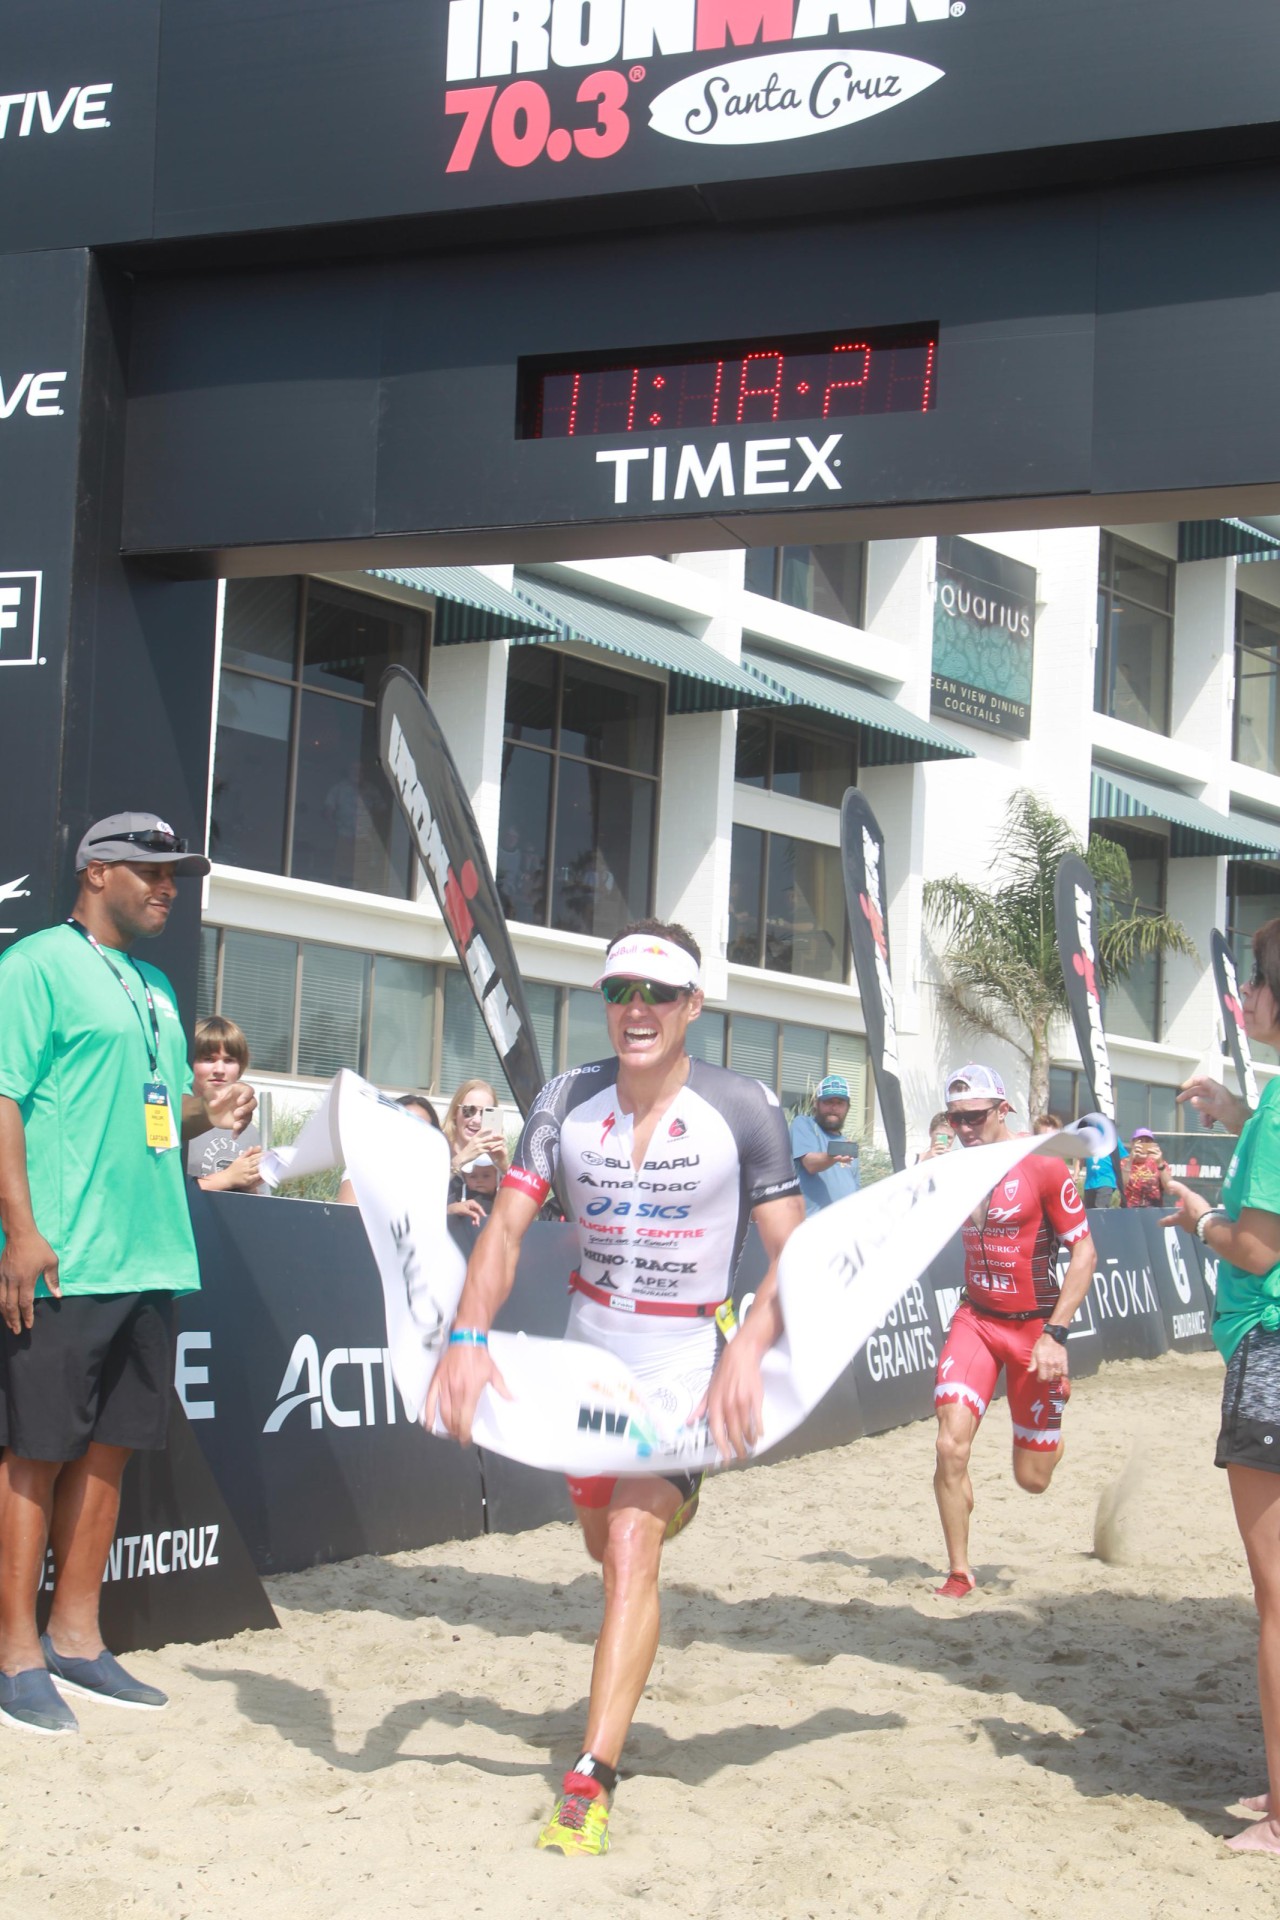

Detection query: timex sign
xmin=595 ymin=432 xmax=843 ymax=503
xmin=0 ymin=572 xmax=43 ymax=667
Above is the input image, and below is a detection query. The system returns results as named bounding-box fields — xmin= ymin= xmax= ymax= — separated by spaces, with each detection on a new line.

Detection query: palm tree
xmin=923 ymin=788 xmax=1196 ymax=1116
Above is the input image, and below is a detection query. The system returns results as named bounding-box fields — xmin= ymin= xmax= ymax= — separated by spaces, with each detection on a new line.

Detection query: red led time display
xmin=520 ymin=326 xmax=937 ymax=440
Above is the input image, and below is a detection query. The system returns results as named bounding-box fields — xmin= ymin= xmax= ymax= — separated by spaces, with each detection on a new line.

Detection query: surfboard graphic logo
xmin=649 ymin=48 xmax=943 ymax=146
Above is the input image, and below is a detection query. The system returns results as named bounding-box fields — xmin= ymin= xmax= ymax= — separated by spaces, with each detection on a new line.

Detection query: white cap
xmin=593 ymin=933 xmax=701 ymax=992
xmin=469 ymin=1153 xmax=494 ymax=1169
xmin=944 ymin=1063 xmax=1009 ymax=1103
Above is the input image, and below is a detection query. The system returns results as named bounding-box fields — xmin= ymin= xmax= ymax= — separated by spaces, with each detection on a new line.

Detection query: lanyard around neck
xmin=67 ymin=918 xmax=161 ymax=1077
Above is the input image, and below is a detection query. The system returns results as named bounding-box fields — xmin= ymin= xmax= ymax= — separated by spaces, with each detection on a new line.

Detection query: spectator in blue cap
xmin=790 ymin=1074 xmax=861 ymax=1216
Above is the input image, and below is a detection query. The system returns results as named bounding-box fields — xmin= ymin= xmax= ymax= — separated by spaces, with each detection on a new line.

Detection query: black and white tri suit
xmin=503 ymin=1057 xmax=799 ymax=1432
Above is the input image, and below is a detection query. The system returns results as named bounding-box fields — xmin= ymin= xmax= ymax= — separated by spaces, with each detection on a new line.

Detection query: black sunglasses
xmin=945 ymin=1103 xmax=1000 ymax=1128
xmin=601 ymin=978 xmax=688 ymax=1006
xmin=1250 ymin=962 xmax=1268 ymax=990
xmin=91 ymin=828 xmax=188 ymax=855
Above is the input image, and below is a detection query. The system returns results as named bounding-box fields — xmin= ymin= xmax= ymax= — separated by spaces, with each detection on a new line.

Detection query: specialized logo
xmin=0 ymin=86 xmax=111 ymax=140
xmin=443 ymin=2 xmax=961 ymax=173
xmin=601 ymin=1111 xmax=617 ymax=1144
xmin=0 ymin=373 xmax=66 ymax=421
xmin=0 ymin=874 xmax=31 ymax=937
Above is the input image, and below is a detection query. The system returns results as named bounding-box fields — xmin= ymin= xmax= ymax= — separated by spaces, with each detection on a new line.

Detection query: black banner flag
xmin=840 ymin=789 xmax=907 ymax=1173
xmin=1053 ymin=854 xmax=1122 ymax=1183
xmin=1210 ymin=928 xmax=1259 ymax=1113
xmin=377 ymin=667 xmax=547 ymax=1120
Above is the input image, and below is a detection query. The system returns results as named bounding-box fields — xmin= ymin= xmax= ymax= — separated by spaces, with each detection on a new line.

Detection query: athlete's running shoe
xmin=934 ymin=1570 xmax=977 ymax=1599
xmin=536 ymin=1790 xmax=611 ymax=1856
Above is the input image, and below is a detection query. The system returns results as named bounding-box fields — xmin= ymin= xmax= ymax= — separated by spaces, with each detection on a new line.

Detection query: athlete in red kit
xmin=932 ymin=1064 xmax=1095 ymax=1598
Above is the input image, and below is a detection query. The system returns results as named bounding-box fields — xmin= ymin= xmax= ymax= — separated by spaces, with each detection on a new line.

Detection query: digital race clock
xmin=519 ymin=325 xmax=936 ymax=440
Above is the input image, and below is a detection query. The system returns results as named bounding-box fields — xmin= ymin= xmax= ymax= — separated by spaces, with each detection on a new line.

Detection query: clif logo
xmin=0 ymin=573 xmax=43 ymax=667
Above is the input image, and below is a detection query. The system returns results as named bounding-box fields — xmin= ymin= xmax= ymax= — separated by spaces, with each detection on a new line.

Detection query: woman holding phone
xmin=1164 ymin=916 xmax=1280 ymax=1854
xmin=444 ymin=1078 xmax=510 ymax=1187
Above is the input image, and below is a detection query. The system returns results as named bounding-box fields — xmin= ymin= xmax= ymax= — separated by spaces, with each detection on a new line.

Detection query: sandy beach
xmin=2 ymin=1349 xmax=1276 ymax=1920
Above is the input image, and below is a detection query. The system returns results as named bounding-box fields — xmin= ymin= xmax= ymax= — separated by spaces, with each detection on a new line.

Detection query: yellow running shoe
xmin=536 ymin=1789 xmax=611 ymax=1856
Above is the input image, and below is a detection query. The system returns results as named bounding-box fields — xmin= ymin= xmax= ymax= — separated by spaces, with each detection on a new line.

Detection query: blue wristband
xmin=449 ymin=1328 xmax=489 ymax=1347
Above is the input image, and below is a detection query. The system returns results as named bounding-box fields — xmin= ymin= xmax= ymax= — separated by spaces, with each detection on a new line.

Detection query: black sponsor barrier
xmin=1152 ymin=1131 xmax=1237 ymax=1208
xmin=37 ymin=1402 xmax=281 ymax=1657
xmin=82 ymin=1191 xmax=1223 ymax=1657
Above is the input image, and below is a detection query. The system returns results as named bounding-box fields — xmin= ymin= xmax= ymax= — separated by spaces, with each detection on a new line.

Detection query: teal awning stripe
xmin=364 ymin=566 xmax=556 ymax=645
xmin=1227 ymin=809 xmax=1280 ymax=862
xmin=1091 ymin=768 xmax=1278 ymax=858
xmin=511 ymin=573 xmax=781 ymax=715
xmin=1178 ymin=519 xmax=1280 ymax=565
xmin=741 ymin=647 xmax=972 ymax=766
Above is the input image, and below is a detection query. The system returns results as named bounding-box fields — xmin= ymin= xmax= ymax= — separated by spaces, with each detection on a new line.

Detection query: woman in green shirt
xmin=1165 ymin=917 xmax=1280 ymax=1856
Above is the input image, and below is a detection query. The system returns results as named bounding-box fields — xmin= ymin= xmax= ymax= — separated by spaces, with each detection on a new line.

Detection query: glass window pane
xmin=1047 ymin=1067 xmax=1078 ymax=1121
xmin=1112 ymin=542 xmax=1172 ymax=613
xmin=1236 ymin=597 xmax=1280 ymax=774
xmin=505 ymin=648 xmax=557 ymax=748
xmin=744 ymin=547 xmax=778 ymax=598
xmin=368 ymin=955 xmax=435 ymax=1090
xmin=734 ymin=712 xmax=768 ymax=787
xmin=1105 ymin=952 xmax=1159 ymax=1043
xmin=440 ymin=970 xmax=512 ymax=1102
xmin=1114 ymin=1077 xmax=1151 ymax=1139
xmin=780 ymin=1022 xmax=828 ymax=1112
xmin=210 ymin=671 xmax=291 ymax=872
xmin=292 ymin=691 xmax=411 ymax=897
xmin=1227 ymin=861 xmax=1280 ymax=1066
xmin=551 ymin=761 xmax=653 ymax=940
xmin=1108 ymin=601 xmax=1171 ymax=732
xmin=566 ymin=986 xmax=606 ymax=1069
xmin=1148 ymin=1084 xmax=1178 ymax=1132
xmin=221 ymin=577 xmax=298 ymax=678
xmin=524 ymin=980 xmax=559 ymax=1080
xmin=771 ymin=724 xmax=855 ymax=807
xmin=497 ymin=745 xmax=551 ymax=924
xmin=764 ymin=836 xmax=845 ymax=982
xmin=220 ymin=930 xmax=296 ymax=1074
xmin=729 ymin=1014 xmax=778 ymax=1089
xmin=685 ymin=1007 xmax=726 ymax=1067
xmin=297 ymin=943 xmax=368 ymax=1080
xmin=302 ymin=582 xmax=424 ymax=699
xmin=197 ymin=925 xmax=218 ymax=1019
xmin=778 ymin=544 xmax=863 ymax=625
xmin=560 ymin=658 xmax=660 ymax=772
xmin=729 ymin=827 xmax=764 ymax=966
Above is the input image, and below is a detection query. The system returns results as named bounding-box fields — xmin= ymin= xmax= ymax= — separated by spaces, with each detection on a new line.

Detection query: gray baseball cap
xmin=75 ymin=812 xmax=211 ymax=877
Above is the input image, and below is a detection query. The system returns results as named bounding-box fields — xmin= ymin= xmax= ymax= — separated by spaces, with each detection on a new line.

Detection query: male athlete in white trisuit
xmin=428 ymin=919 xmax=803 ymax=1856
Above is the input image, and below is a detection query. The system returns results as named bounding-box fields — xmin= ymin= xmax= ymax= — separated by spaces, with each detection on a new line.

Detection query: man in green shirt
xmin=0 ymin=813 xmax=254 ymax=1737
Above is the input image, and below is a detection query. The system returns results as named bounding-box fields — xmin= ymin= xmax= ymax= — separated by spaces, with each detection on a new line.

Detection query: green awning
xmin=1091 ymin=768 xmax=1280 ymax=858
xmin=741 ymin=648 xmax=973 ymax=766
xmin=1227 ymin=809 xmax=1280 ymax=862
xmin=363 ymin=566 xmax=556 ymax=645
xmin=1178 ymin=519 xmax=1280 ymax=565
xmin=512 ymin=573 xmax=783 ymax=715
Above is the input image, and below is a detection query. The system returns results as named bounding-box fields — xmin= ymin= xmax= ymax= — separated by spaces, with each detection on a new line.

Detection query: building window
xmin=1234 ymin=594 xmax=1280 ymax=774
xmin=1048 ymin=1067 xmax=1180 ymax=1135
xmin=1094 ymin=533 xmax=1173 ymax=734
xmin=1227 ymin=860 xmax=1280 ymax=1066
xmin=211 ymin=577 xmax=428 ymax=897
xmin=744 ymin=544 xmax=865 ymax=627
xmin=735 ymin=711 xmax=857 ymax=808
xmin=728 ymin=826 xmax=847 ymax=983
xmin=1088 ymin=822 xmax=1167 ymax=1043
xmin=498 ymin=649 xmax=660 ymax=939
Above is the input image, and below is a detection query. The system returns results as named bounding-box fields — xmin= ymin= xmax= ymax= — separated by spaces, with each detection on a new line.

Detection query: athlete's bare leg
xmin=1225 ymin=1464 xmax=1280 ymax=1855
xmin=934 ymin=1402 xmax=980 ymax=1587
xmin=574 ymin=1474 xmax=682 ymax=1769
xmin=1011 ymin=1438 xmax=1064 ymax=1496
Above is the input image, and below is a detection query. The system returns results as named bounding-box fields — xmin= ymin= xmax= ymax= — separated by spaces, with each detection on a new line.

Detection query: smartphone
xmin=482 ymin=1106 xmax=500 ymax=1134
xmin=933 ymin=1131 xmax=951 ymax=1151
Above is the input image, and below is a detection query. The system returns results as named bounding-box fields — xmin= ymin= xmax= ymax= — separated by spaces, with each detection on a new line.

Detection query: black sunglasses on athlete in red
xmin=600 ymin=978 xmax=688 ymax=1006
xmin=945 ymin=1103 xmax=1001 ymax=1128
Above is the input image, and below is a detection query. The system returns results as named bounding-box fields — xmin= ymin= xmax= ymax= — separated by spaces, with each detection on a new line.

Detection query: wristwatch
xmin=1196 ymin=1208 xmax=1228 ymax=1242
xmin=1042 ymin=1323 xmax=1070 ymax=1348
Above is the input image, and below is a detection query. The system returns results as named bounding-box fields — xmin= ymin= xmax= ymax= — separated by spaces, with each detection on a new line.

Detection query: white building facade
xmin=196 ymin=520 xmax=1280 ymax=1148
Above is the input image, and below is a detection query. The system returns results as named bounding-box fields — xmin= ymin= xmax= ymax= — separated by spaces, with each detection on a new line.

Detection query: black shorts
xmin=1216 ymin=1324 xmax=1280 ymax=1474
xmin=0 ymin=1292 xmax=175 ymax=1463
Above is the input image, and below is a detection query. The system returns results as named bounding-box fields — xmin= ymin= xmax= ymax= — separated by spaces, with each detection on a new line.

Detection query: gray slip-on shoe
xmin=40 ymin=1634 xmax=168 ymax=1711
xmin=0 ymin=1665 xmax=79 ymax=1736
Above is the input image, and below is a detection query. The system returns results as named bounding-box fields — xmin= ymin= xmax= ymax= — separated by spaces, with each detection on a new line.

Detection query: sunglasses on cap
xmin=600 ymin=978 xmax=688 ymax=1006
xmin=89 ymin=827 xmax=189 ymax=855
xmin=945 ymin=1103 xmax=1001 ymax=1128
